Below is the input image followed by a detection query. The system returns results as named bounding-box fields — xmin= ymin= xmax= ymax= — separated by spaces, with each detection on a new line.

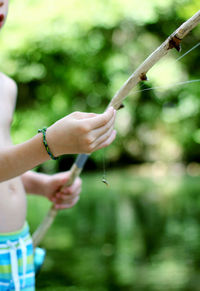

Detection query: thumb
xmin=86 ymin=107 xmax=115 ymax=129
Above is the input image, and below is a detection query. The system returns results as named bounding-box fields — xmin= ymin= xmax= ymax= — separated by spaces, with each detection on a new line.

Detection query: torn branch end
xmin=168 ymin=35 xmax=182 ymax=52
xmin=140 ymin=73 xmax=148 ymax=81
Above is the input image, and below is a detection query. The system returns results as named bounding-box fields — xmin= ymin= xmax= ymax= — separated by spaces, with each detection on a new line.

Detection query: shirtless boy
xmin=0 ymin=1 xmax=116 ymax=290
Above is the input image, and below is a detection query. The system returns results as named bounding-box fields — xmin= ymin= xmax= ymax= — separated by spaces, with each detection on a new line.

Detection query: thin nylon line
xmin=138 ymin=41 xmax=200 ymax=91
xmin=111 ymin=79 xmax=200 ymax=109
xmin=102 ymin=148 xmax=109 ymax=186
xmin=132 ymin=79 xmax=200 ymax=94
xmin=110 ymin=40 xmax=200 ymax=109
xmin=104 ymin=42 xmax=200 ymax=182
xmin=175 ymin=41 xmax=200 ymax=62
xmin=102 ymin=149 xmax=106 ymax=178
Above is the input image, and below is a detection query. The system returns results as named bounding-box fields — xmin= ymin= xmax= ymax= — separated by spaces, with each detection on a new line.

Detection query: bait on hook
xmin=102 ymin=178 xmax=109 ymax=186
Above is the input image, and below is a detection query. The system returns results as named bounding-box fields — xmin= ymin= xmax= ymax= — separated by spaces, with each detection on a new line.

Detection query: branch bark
xmin=109 ymin=10 xmax=200 ymax=110
xmin=32 ymin=10 xmax=200 ymax=248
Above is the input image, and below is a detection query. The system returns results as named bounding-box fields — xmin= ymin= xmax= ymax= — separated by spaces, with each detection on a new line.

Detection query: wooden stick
xmin=109 ymin=10 xmax=200 ymax=110
xmin=32 ymin=154 xmax=89 ymax=247
xmin=32 ymin=10 xmax=200 ymax=248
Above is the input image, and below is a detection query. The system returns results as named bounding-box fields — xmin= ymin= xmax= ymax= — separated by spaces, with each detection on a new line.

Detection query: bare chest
xmin=0 ymin=73 xmax=17 ymax=145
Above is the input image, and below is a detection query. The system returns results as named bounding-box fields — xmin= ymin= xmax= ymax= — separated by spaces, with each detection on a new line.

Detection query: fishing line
xmin=102 ymin=148 xmax=109 ymax=186
xmin=110 ymin=78 xmax=200 ymax=110
xmin=175 ymin=41 xmax=200 ymax=62
xmin=102 ymin=41 xmax=200 ymax=183
xmin=133 ymin=41 xmax=200 ymax=96
xmin=135 ymin=41 xmax=200 ymax=93
xmin=134 ymin=42 xmax=200 ymax=93
xmin=132 ymin=79 xmax=200 ymax=94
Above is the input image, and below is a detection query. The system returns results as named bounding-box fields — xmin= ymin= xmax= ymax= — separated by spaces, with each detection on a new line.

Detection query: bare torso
xmin=0 ymin=72 xmax=26 ymax=232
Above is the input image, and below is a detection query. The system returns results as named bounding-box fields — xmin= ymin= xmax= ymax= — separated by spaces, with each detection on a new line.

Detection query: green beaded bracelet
xmin=38 ymin=127 xmax=58 ymax=160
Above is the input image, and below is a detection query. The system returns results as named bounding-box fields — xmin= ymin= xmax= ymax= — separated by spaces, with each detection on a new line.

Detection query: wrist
xmin=24 ymin=171 xmax=49 ymax=196
xmin=42 ymin=174 xmax=52 ymax=198
xmin=38 ymin=127 xmax=59 ymax=160
xmin=31 ymin=133 xmax=52 ymax=162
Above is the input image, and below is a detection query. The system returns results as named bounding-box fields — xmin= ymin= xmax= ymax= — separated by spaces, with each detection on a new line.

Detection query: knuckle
xmin=102 ymin=116 xmax=108 ymax=126
xmin=86 ymin=143 xmax=94 ymax=153
xmin=80 ymin=124 xmax=90 ymax=134
xmin=106 ymin=121 xmax=112 ymax=130
xmin=85 ymin=136 xmax=94 ymax=145
xmin=67 ymin=189 xmax=73 ymax=195
xmin=71 ymin=111 xmax=80 ymax=118
xmin=105 ymin=130 xmax=110 ymax=139
xmin=74 ymin=111 xmax=81 ymax=115
xmin=82 ymin=140 xmax=94 ymax=153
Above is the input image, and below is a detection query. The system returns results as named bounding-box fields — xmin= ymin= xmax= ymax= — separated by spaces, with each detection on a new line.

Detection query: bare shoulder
xmin=0 ymin=72 xmax=18 ymax=98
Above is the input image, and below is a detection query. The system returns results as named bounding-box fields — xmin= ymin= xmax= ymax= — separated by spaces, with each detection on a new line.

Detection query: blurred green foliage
xmin=28 ymin=168 xmax=200 ymax=291
xmin=1 ymin=1 xmax=200 ymax=290
xmin=0 ymin=0 xmax=199 ymax=170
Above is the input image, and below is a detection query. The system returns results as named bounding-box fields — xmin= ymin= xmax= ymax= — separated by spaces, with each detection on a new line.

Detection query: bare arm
xmin=0 ymin=107 xmax=116 ymax=182
xmin=21 ymin=171 xmax=49 ymax=196
xmin=21 ymin=170 xmax=82 ymax=210
xmin=0 ymin=134 xmax=50 ymax=182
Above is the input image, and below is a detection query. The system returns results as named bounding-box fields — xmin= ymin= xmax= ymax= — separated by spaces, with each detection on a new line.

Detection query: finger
xmin=55 ymin=187 xmax=81 ymax=201
xmin=94 ymin=130 xmax=117 ymax=151
xmin=92 ymin=124 xmax=115 ymax=149
xmin=86 ymin=107 xmax=115 ymax=130
xmin=60 ymin=177 xmax=82 ymax=195
xmin=51 ymin=172 xmax=71 ymax=189
xmin=51 ymin=195 xmax=78 ymax=204
xmin=72 ymin=111 xmax=98 ymax=120
xmin=54 ymin=197 xmax=80 ymax=210
xmin=53 ymin=181 xmax=82 ymax=201
xmin=91 ymin=111 xmax=116 ymax=140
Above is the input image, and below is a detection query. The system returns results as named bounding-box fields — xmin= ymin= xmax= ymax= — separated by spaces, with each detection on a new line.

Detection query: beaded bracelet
xmin=38 ymin=127 xmax=58 ymax=160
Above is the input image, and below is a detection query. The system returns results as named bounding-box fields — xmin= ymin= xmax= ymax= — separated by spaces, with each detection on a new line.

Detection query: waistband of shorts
xmin=0 ymin=222 xmax=30 ymax=242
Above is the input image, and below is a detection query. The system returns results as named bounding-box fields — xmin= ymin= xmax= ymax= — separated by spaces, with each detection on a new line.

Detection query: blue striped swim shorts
xmin=0 ymin=222 xmax=35 ymax=290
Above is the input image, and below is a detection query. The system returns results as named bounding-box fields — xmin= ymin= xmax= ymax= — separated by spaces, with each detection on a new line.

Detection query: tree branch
xmin=109 ymin=10 xmax=200 ymax=110
xmin=32 ymin=10 xmax=200 ymax=248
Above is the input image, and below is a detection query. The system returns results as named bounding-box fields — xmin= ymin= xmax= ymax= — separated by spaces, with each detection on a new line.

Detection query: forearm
xmin=0 ymin=108 xmax=116 ymax=182
xmin=21 ymin=171 xmax=48 ymax=195
xmin=0 ymin=134 xmax=50 ymax=182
